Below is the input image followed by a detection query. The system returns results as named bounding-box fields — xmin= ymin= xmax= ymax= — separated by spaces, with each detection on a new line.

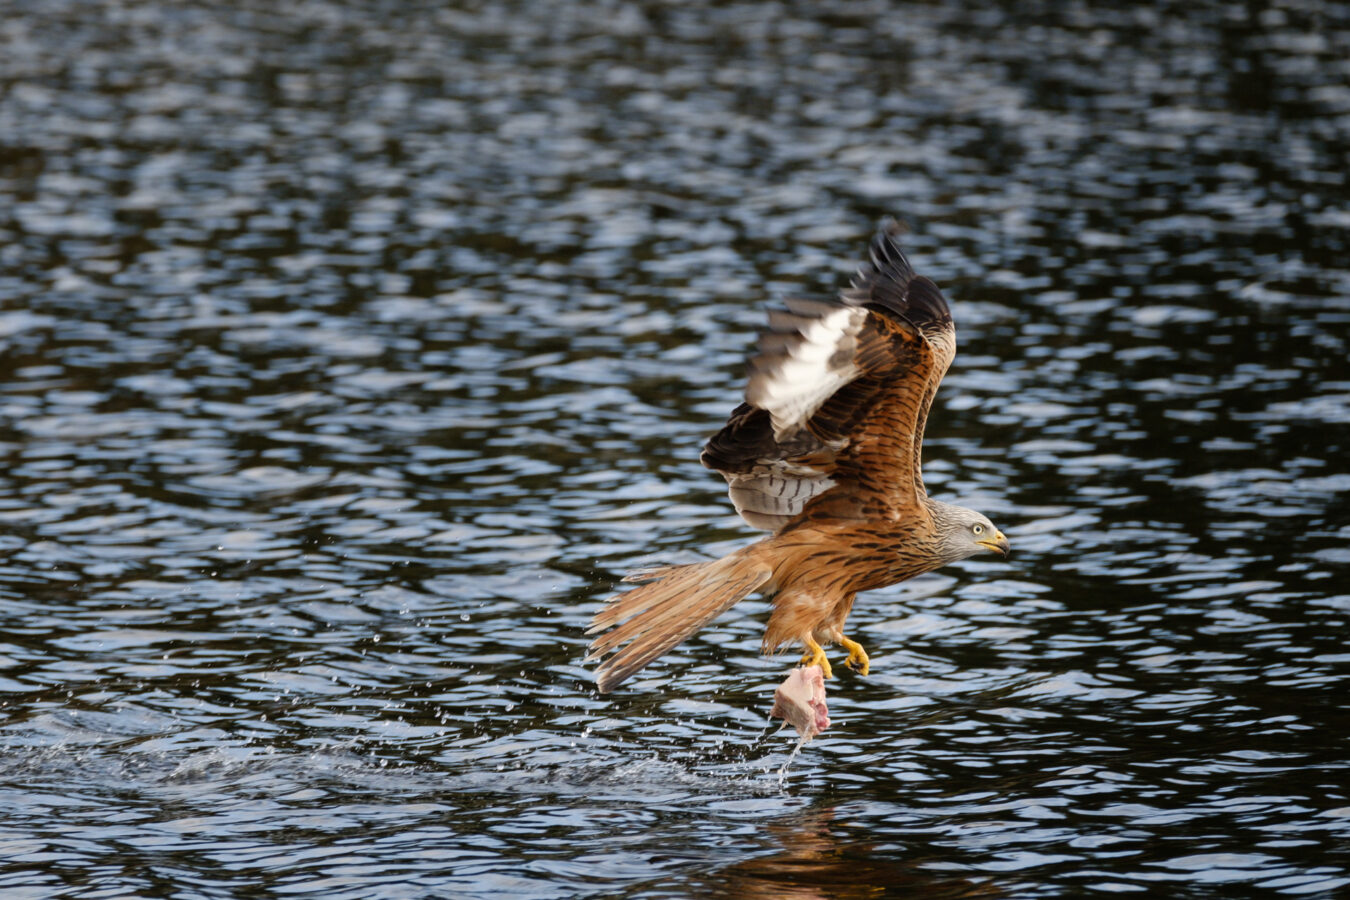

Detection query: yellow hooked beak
xmin=977 ymin=530 xmax=1010 ymax=558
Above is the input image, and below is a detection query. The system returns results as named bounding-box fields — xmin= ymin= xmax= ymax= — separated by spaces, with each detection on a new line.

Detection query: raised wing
xmin=844 ymin=223 xmax=956 ymax=494
xmin=701 ymin=223 xmax=956 ymax=530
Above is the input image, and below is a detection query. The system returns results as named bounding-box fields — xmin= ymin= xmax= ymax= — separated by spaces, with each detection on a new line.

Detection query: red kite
xmin=589 ymin=224 xmax=1009 ymax=692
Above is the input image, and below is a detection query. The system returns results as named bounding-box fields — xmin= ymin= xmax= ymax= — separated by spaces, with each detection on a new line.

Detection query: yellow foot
xmin=798 ymin=637 xmax=834 ymax=679
xmin=839 ymin=635 xmax=870 ymax=676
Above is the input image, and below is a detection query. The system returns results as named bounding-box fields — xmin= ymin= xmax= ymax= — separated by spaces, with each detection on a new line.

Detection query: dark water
xmin=1 ymin=0 xmax=1348 ymax=895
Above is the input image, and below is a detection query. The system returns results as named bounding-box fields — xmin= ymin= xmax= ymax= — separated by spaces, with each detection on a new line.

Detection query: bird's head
xmin=933 ymin=503 xmax=1010 ymax=563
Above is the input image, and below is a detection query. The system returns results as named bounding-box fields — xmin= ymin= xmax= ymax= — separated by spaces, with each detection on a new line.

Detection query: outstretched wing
xmin=852 ymin=224 xmax=957 ymax=495
xmin=701 ymin=223 xmax=956 ymax=530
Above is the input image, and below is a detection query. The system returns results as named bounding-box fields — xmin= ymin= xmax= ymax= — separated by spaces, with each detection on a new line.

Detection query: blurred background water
xmin=1 ymin=0 xmax=1348 ymax=896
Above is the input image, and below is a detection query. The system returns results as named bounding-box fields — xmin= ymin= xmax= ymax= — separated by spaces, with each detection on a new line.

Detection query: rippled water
xmin=1 ymin=0 xmax=1348 ymax=895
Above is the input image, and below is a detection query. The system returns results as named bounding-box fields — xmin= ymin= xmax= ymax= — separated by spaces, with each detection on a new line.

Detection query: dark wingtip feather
xmin=845 ymin=220 xmax=952 ymax=337
xmin=868 ymin=218 xmax=914 ymax=282
xmin=902 ymin=276 xmax=953 ymax=336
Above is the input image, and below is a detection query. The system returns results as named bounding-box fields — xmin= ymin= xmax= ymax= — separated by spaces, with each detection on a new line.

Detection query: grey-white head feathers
xmin=927 ymin=499 xmax=1009 ymax=564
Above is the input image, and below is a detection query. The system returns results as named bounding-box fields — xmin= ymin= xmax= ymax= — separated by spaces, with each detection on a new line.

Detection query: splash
xmin=777 ymin=730 xmax=812 ymax=788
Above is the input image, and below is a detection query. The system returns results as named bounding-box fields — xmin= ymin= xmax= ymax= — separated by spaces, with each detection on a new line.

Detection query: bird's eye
xmin=973 ymin=524 xmax=984 ymax=535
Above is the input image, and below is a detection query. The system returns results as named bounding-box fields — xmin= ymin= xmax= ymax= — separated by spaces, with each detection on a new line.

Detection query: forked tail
xmin=586 ymin=546 xmax=774 ymax=693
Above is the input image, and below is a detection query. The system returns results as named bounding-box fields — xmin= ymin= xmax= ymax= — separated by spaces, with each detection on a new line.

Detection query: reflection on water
xmin=703 ymin=806 xmax=1006 ymax=899
xmin=1 ymin=0 xmax=1349 ymax=895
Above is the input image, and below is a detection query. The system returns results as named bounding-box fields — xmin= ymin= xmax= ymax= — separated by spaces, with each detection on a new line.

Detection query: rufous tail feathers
xmin=586 ymin=546 xmax=773 ymax=693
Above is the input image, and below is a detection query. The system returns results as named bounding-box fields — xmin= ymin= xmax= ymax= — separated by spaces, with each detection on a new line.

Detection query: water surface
xmin=1 ymin=0 xmax=1348 ymax=896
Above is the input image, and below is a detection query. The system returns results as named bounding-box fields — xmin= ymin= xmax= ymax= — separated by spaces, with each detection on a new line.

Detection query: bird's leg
xmin=839 ymin=635 xmax=870 ymax=676
xmin=798 ymin=636 xmax=834 ymax=679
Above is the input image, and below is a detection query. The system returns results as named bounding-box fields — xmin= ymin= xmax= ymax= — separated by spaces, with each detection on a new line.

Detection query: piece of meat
xmin=770 ymin=665 xmax=830 ymax=741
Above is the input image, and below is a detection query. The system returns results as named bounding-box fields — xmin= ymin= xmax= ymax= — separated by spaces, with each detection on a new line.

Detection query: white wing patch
xmin=744 ymin=303 xmax=866 ymax=440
